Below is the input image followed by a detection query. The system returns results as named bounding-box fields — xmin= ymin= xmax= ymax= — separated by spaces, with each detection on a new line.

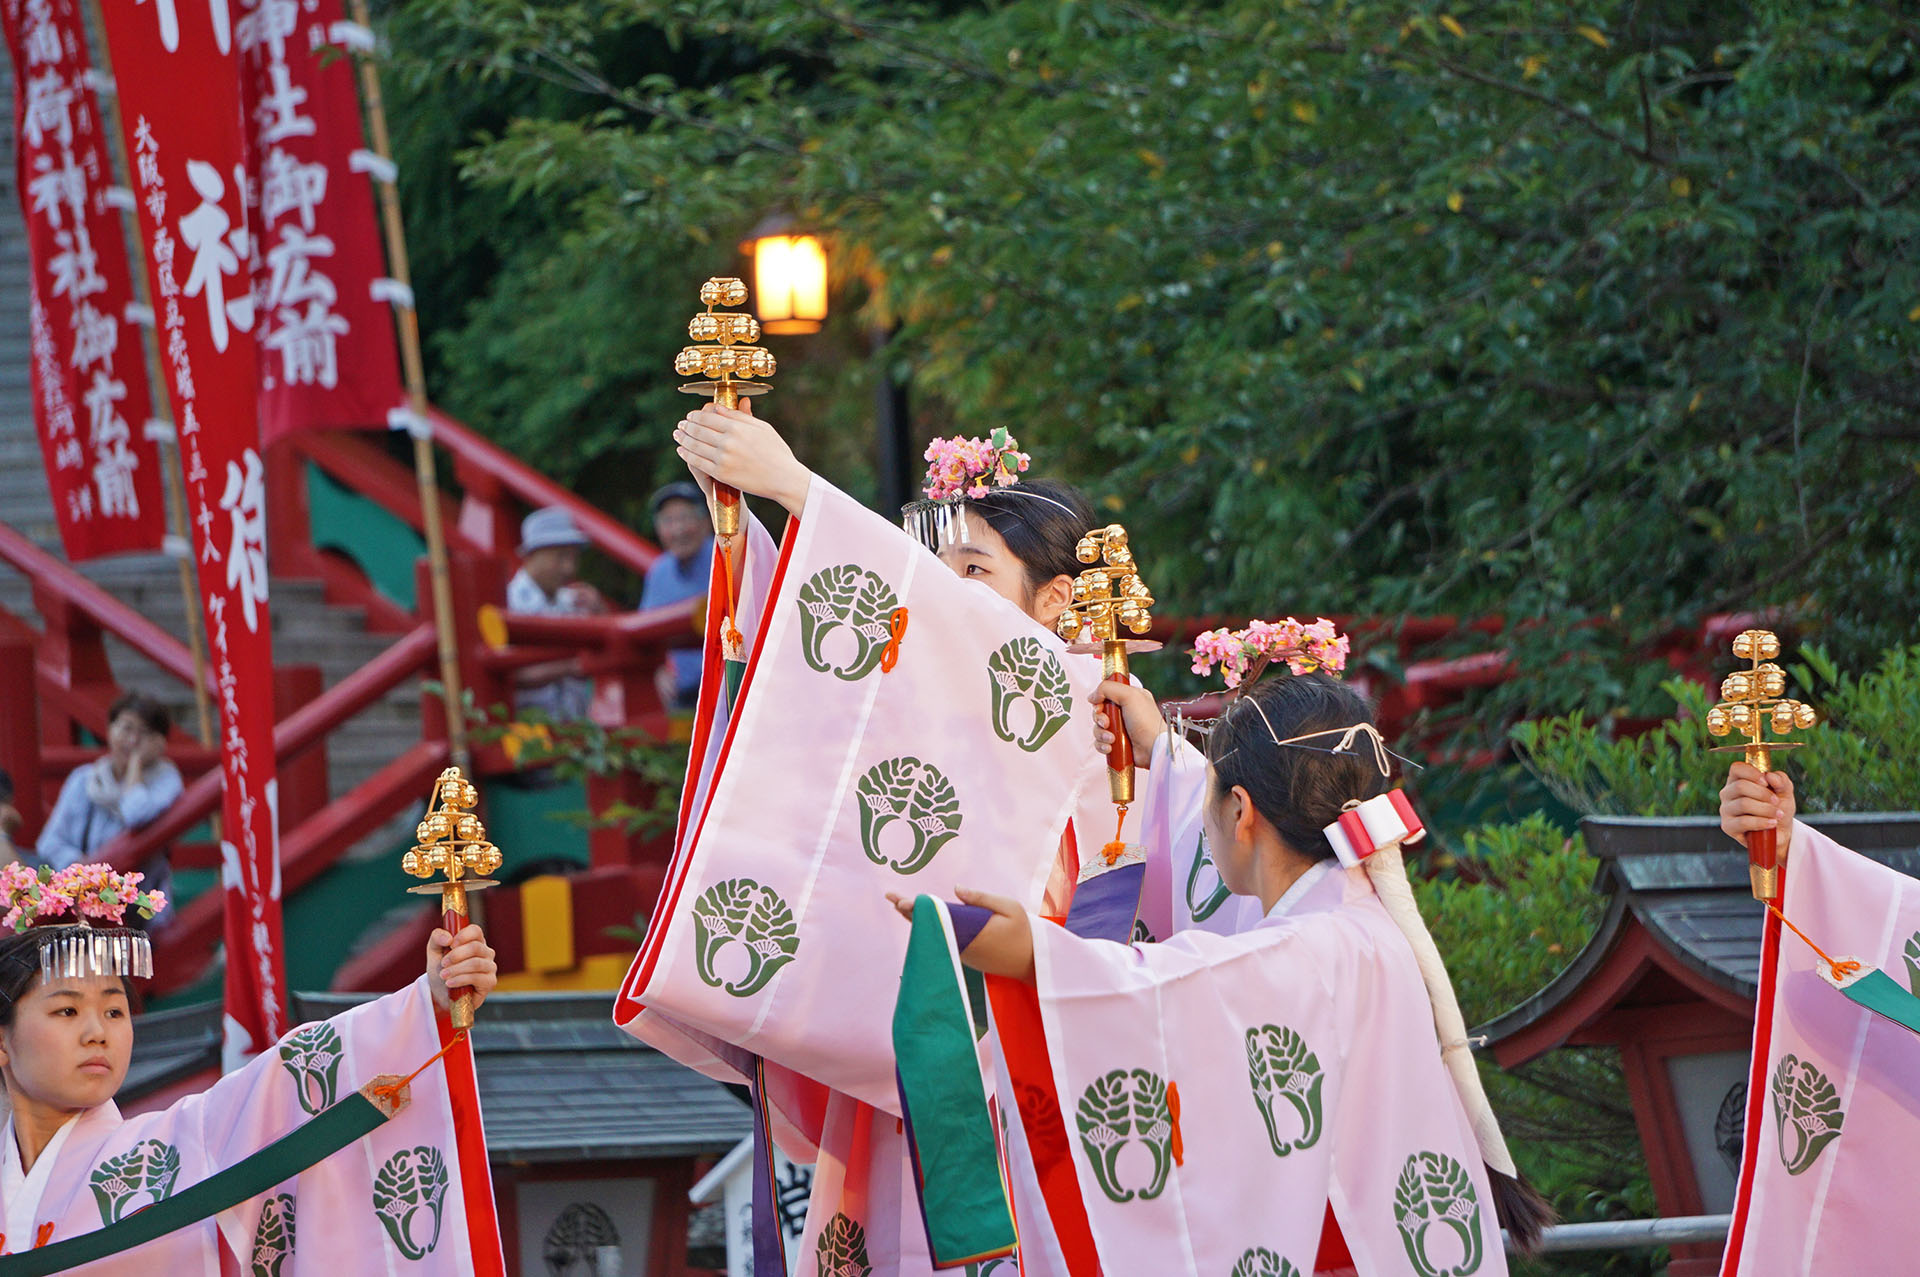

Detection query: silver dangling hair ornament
xmin=37 ymin=924 xmax=155 ymax=981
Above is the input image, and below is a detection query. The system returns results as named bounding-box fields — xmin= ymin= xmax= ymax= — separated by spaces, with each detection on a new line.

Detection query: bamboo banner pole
xmin=81 ymin=0 xmax=216 ymax=754
xmin=341 ymin=0 xmax=470 ymax=771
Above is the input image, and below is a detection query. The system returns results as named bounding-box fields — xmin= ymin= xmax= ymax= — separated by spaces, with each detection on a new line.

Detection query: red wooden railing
xmin=2 ymin=408 xmax=690 ymax=996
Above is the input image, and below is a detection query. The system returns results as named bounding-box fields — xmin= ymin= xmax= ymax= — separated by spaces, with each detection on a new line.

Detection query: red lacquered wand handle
xmin=1104 ymin=673 xmax=1134 ymax=805
xmin=442 ymin=887 xmax=476 ymax=1029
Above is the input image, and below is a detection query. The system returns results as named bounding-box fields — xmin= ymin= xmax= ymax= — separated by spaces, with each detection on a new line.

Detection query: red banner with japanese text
xmin=96 ymin=0 xmax=290 ymax=1068
xmin=236 ymin=0 xmax=403 ymax=441
xmin=3 ymin=0 xmax=166 ymax=560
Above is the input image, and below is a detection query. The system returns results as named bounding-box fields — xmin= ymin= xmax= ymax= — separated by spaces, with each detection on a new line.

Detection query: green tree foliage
xmin=391 ymin=0 xmax=1920 ymax=728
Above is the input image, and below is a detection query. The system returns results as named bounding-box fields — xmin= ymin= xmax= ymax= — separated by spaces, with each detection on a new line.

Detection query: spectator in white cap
xmin=506 ymin=507 xmax=608 ymax=721
xmin=637 ymin=481 xmax=713 ymax=710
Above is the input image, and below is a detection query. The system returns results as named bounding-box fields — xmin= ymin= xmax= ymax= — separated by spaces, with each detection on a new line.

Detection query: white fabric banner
xmin=619 ymin=478 xmax=1102 ymax=1113
xmin=1720 ymin=825 xmax=1920 ymax=1276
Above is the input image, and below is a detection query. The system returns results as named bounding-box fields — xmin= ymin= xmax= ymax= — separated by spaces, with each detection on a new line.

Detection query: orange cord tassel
xmin=33 ymin=1222 xmax=54 ymax=1249
xmin=1100 ymin=807 xmax=1131 ymax=865
xmin=1765 ymin=902 xmax=1863 ymax=983
xmin=880 ymin=607 xmax=910 ymax=673
xmin=713 ymin=541 xmax=745 ymax=652
xmin=370 ymin=1029 xmax=469 ymax=1105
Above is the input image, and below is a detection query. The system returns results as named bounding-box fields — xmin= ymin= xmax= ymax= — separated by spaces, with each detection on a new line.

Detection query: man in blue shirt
xmin=638 ymin=482 xmax=714 ymax=710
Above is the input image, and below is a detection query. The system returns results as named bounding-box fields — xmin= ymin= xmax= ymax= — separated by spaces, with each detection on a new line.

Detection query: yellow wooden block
xmin=520 ymin=874 xmax=575 ymax=974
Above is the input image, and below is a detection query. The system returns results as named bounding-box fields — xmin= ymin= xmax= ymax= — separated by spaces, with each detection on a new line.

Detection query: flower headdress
xmin=901 ymin=428 xmax=1051 ymax=551
xmin=1190 ymin=616 xmax=1351 ymax=689
xmin=0 ymin=863 xmax=166 ymax=980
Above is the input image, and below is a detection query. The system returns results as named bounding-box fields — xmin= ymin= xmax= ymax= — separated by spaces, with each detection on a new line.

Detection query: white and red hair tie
xmin=1325 ymin=790 xmax=1426 ymax=869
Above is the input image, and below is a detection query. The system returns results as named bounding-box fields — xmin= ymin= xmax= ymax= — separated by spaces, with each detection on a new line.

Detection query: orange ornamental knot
xmin=880 ymin=607 xmax=910 ymax=673
xmin=1166 ymin=1079 xmax=1184 ymax=1167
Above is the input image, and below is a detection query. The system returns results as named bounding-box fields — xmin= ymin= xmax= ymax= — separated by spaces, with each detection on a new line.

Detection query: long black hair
xmin=964 ymin=480 xmax=1095 ymax=596
xmin=1204 ymin=672 xmax=1387 ymax=860
xmin=1203 ymin=670 xmax=1556 ymax=1250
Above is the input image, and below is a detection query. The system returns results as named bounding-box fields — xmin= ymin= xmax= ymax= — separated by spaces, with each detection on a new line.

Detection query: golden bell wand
xmin=1058 ymin=525 xmax=1160 ymax=849
xmin=674 ymin=278 xmax=777 ymax=541
xmin=1705 ymin=629 xmax=1818 ymax=902
xmin=402 ymin=767 xmax=502 ymax=1029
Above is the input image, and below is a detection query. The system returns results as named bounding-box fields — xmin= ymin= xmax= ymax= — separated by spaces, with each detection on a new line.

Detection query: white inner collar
xmin=1265 ymin=860 xmax=1334 ymax=921
xmin=3 ymin=1111 xmax=82 ymax=1252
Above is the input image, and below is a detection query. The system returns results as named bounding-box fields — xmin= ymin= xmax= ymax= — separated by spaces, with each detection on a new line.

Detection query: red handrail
xmin=0 ymin=524 xmax=209 ymax=694
xmin=99 ymin=624 xmax=439 ymax=872
xmin=426 ymin=406 xmax=660 ymax=577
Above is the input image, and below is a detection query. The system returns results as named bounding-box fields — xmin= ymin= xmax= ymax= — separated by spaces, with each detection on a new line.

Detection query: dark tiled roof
xmin=1479 ymin=812 xmax=1920 ymax=1047
xmin=123 ymin=991 xmax=752 ymax=1164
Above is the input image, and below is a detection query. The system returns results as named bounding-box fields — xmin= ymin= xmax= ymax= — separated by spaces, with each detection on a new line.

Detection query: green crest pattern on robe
xmin=278 ymin=1021 xmax=345 ymax=1115
xmin=855 ymin=756 xmax=963 ymax=874
xmin=690 ymin=876 xmax=800 ymax=997
xmin=1230 ymin=1248 xmax=1304 ymax=1277
xmin=1074 ymin=1067 xmax=1176 ymax=1203
xmin=816 ymin=1212 xmax=875 ymax=1277
xmin=1185 ymin=830 xmax=1232 ymax=922
xmin=1392 ymin=1150 xmax=1485 ymax=1277
xmin=1771 ymin=1052 xmax=1845 ymax=1175
xmin=964 ymin=1259 xmax=1014 ymax=1277
xmin=1245 ymin=1023 xmax=1325 ymax=1157
xmin=250 ymin=1193 xmax=296 ymax=1277
xmin=796 ymin=564 xmax=901 ymax=682
xmin=90 ymin=1138 xmax=181 ymax=1223
xmin=1903 ymin=928 xmax=1920 ymax=996
xmin=371 ymin=1145 xmax=449 ymax=1260
xmin=986 ymin=637 xmax=1073 ymax=752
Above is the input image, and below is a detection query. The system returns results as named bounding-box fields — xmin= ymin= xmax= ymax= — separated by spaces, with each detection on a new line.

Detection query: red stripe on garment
xmin=986 ymin=972 xmax=1101 ymax=1277
xmin=617 ymin=516 xmax=802 ymax=1022
xmin=1719 ymin=877 xmax=1786 ymax=1275
xmin=1315 ymin=1201 xmax=1354 ymax=1273
xmin=438 ymin=1009 xmax=508 ymax=1277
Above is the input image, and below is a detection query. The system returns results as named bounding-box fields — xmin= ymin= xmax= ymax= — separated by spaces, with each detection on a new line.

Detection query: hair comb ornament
xmin=901 ymin=429 xmax=1036 ymax=551
xmin=0 ymin=863 xmax=166 ymax=980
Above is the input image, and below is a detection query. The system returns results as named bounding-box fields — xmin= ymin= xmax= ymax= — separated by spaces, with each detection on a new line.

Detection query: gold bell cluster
xmin=403 ymin=768 xmax=504 ymax=886
xmin=1056 ymin=524 xmax=1155 ymax=645
xmin=1705 ymin=629 xmax=1818 ymax=771
xmin=674 ymin=277 xmax=777 ymax=406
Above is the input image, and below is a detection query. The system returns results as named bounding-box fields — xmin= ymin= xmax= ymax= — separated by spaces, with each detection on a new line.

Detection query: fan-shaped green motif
xmin=796 ymin=564 xmax=901 ymax=681
xmin=251 ymin=1193 xmax=296 ymax=1277
xmin=1230 ymin=1247 xmax=1303 ymax=1277
xmin=1391 ymin=1150 xmax=1484 ymax=1277
xmin=964 ymin=1259 xmax=1013 ymax=1277
xmin=691 ymin=876 xmax=800 ymax=997
xmin=372 ymin=1145 xmax=450 ymax=1261
xmin=1246 ymin=1023 xmax=1325 ymax=1157
xmin=1186 ymin=830 xmax=1233 ymax=921
xmin=1771 ymin=1053 xmax=1845 ymax=1176
xmin=90 ymin=1138 xmax=182 ymax=1223
xmin=855 ymin=756 xmax=963 ymax=874
xmin=278 ymin=1021 xmax=344 ymax=1115
xmin=986 ymin=637 xmax=1073 ymax=752
xmin=816 ymin=1211 xmax=875 ymax=1277
xmin=1074 ymin=1067 xmax=1174 ymax=1203
xmin=1903 ymin=929 xmax=1920 ymax=997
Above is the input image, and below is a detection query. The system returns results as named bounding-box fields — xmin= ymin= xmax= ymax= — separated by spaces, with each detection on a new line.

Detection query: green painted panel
xmin=306 ymin=461 xmax=424 ymax=612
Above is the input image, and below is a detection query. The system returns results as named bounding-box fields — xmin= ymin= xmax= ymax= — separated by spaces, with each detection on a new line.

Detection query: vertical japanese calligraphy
xmin=237 ymin=0 xmax=402 ymax=441
xmin=96 ymin=0 xmax=289 ymax=1068
xmin=3 ymin=0 xmax=166 ymax=559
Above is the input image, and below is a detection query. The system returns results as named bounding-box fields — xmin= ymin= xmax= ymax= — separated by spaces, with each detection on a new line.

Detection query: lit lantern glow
xmin=749 ymin=233 xmax=829 ymax=335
